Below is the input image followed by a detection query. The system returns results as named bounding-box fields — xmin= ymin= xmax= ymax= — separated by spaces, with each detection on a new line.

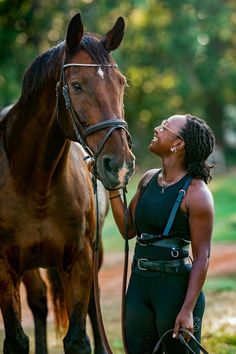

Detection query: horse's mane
xmin=20 ymin=34 xmax=112 ymax=103
xmin=20 ymin=42 xmax=64 ymax=103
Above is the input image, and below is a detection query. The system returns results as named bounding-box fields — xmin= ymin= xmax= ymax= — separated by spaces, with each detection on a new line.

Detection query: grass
xmin=202 ymin=290 xmax=236 ymax=354
xmin=204 ymin=275 xmax=236 ymax=292
xmin=210 ymin=172 xmax=236 ymax=243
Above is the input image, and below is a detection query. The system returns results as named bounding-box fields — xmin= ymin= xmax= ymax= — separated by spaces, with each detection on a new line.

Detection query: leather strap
xmin=152 ymin=327 xmax=209 ymax=354
xmin=136 ymin=257 xmax=191 ymax=273
xmin=163 ymin=176 xmax=193 ymax=236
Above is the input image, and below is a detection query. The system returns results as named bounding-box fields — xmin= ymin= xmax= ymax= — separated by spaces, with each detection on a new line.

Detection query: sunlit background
xmin=0 ymin=1 xmax=236 ymax=353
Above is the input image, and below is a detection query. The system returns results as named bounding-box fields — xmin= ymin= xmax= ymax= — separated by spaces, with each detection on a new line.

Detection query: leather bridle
xmin=56 ymin=63 xmax=132 ymax=177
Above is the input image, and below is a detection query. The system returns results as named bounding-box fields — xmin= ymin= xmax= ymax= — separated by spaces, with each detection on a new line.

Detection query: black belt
xmin=134 ymin=257 xmax=191 ymax=273
xmin=136 ymin=232 xmax=164 ymax=245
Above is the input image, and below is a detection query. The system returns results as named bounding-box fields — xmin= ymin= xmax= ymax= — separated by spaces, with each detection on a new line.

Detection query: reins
xmin=152 ymin=328 xmax=209 ymax=354
xmin=121 ymin=187 xmax=130 ymax=354
xmin=92 ymin=176 xmax=113 ymax=354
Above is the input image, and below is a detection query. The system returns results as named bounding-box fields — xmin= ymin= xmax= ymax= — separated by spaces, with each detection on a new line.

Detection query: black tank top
xmin=135 ymin=170 xmax=190 ymax=240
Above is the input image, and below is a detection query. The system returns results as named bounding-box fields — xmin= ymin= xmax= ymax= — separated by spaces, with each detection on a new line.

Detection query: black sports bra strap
xmin=163 ymin=176 xmax=193 ymax=236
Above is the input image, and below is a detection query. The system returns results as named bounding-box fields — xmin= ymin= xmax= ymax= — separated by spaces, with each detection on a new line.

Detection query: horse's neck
xmin=5 ymin=91 xmax=68 ymax=194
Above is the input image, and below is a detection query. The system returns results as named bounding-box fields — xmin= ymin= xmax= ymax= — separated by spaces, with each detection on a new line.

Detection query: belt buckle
xmin=137 ymin=258 xmax=148 ymax=271
xmin=137 ymin=234 xmax=148 ymax=246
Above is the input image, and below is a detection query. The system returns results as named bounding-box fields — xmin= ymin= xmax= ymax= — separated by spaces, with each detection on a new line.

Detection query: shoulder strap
xmin=163 ymin=176 xmax=193 ymax=237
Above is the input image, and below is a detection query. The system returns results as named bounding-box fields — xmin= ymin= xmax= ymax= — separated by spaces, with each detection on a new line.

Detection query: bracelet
xmin=109 ymin=194 xmax=121 ymax=200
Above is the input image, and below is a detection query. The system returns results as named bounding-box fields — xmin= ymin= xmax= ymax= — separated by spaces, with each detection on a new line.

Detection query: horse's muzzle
xmin=97 ymin=154 xmax=135 ymax=190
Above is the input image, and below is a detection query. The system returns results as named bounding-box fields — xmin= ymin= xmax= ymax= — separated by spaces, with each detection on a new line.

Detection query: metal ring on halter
xmin=171 ymin=248 xmax=179 ymax=258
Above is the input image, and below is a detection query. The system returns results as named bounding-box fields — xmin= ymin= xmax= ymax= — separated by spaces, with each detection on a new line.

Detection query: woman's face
xmin=149 ymin=115 xmax=186 ymax=156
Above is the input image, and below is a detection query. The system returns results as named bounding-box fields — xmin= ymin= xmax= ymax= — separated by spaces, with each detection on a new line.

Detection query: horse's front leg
xmin=61 ymin=249 xmax=93 ymax=354
xmin=22 ymin=269 xmax=48 ymax=354
xmin=0 ymin=261 xmax=29 ymax=354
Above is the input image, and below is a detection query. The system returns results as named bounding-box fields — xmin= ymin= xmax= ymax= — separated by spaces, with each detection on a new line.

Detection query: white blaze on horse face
xmin=97 ymin=67 xmax=104 ymax=79
xmin=118 ymin=163 xmax=130 ymax=185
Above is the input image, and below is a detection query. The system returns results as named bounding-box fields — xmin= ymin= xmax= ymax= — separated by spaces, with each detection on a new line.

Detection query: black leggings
xmin=125 ymin=265 xmax=205 ymax=354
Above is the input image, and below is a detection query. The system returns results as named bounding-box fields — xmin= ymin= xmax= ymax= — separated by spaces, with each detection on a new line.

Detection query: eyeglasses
xmin=158 ymin=119 xmax=183 ymax=140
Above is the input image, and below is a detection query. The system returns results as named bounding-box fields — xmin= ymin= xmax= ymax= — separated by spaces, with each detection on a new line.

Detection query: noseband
xmin=56 ymin=63 xmax=132 ymax=171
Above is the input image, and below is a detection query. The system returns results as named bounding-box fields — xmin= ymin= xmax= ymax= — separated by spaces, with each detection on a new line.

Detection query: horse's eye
xmin=72 ymin=82 xmax=83 ymax=93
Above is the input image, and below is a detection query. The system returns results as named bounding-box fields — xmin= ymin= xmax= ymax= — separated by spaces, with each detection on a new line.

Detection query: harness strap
xmin=163 ymin=176 xmax=193 ymax=236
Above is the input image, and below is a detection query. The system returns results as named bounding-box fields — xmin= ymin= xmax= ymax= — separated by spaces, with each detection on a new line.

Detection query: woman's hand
xmin=173 ymin=308 xmax=193 ymax=340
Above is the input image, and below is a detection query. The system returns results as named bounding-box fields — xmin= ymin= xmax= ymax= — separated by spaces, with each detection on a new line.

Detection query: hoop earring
xmin=170 ymin=146 xmax=177 ymax=153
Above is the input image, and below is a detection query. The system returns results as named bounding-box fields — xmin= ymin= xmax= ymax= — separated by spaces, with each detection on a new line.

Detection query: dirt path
xmin=0 ymin=243 xmax=235 ymax=353
xmin=207 ymin=244 xmax=236 ymax=275
xmin=0 ymin=244 xmax=235 ymax=327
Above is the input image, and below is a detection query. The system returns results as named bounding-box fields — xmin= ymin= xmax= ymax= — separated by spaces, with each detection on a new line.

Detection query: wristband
xmin=109 ymin=194 xmax=121 ymax=200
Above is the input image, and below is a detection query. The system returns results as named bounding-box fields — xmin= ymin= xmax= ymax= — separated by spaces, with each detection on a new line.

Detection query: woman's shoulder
xmin=186 ymin=178 xmax=214 ymax=210
xmin=189 ymin=178 xmax=213 ymax=194
xmin=138 ymin=168 xmax=161 ymax=190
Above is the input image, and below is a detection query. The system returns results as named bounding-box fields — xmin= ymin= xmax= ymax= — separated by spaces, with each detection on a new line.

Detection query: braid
xmin=179 ymin=114 xmax=215 ymax=184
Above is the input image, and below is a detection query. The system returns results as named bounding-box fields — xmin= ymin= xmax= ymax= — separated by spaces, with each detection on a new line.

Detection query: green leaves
xmin=1 ymin=0 xmax=236 ymax=163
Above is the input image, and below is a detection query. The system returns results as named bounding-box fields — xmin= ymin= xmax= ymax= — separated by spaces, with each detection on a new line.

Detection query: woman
xmin=108 ymin=114 xmax=215 ymax=354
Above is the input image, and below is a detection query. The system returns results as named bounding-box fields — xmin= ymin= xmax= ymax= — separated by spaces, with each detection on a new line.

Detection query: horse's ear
xmin=103 ymin=17 xmax=125 ymax=51
xmin=66 ymin=13 xmax=84 ymax=54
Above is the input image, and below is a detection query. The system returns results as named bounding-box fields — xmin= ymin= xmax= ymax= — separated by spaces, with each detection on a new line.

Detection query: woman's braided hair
xmin=178 ymin=114 xmax=215 ymax=184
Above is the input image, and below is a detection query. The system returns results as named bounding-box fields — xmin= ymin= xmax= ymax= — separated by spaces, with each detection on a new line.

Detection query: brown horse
xmin=0 ymin=13 xmax=134 ymax=354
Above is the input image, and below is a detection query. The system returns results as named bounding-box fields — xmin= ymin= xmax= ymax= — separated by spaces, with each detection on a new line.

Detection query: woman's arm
xmin=108 ymin=189 xmax=139 ymax=239
xmin=108 ymin=169 xmax=159 ymax=239
xmin=173 ymin=179 xmax=214 ymax=338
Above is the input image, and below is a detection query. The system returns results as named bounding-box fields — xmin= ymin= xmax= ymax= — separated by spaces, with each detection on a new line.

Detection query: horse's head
xmin=56 ymin=13 xmax=135 ymax=190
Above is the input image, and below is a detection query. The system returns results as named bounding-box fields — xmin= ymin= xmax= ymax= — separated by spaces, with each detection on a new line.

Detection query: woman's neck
xmin=161 ymin=158 xmax=186 ymax=182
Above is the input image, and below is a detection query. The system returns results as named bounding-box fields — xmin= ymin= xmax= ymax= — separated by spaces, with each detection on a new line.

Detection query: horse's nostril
xmin=103 ymin=157 xmax=117 ymax=173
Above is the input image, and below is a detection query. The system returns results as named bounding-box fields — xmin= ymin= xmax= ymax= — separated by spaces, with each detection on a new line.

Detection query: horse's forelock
xmin=79 ymin=34 xmax=112 ymax=66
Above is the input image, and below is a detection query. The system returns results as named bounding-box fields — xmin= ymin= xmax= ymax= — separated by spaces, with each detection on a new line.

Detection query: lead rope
xmin=92 ymin=174 xmax=130 ymax=354
xmin=92 ymin=175 xmax=113 ymax=354
xmin=121 ymin=188 xmax=130 ymax=354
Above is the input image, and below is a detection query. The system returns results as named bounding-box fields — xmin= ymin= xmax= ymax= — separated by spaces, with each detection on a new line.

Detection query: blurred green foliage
xmin=1 ymin=0 xmax=236 ymax=164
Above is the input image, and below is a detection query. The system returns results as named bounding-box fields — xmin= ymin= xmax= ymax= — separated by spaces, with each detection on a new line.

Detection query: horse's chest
xmin=0 ymin=191 xmax=90 ymax=271
xmin=1 ymin=215 xmax=86 ymax=271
